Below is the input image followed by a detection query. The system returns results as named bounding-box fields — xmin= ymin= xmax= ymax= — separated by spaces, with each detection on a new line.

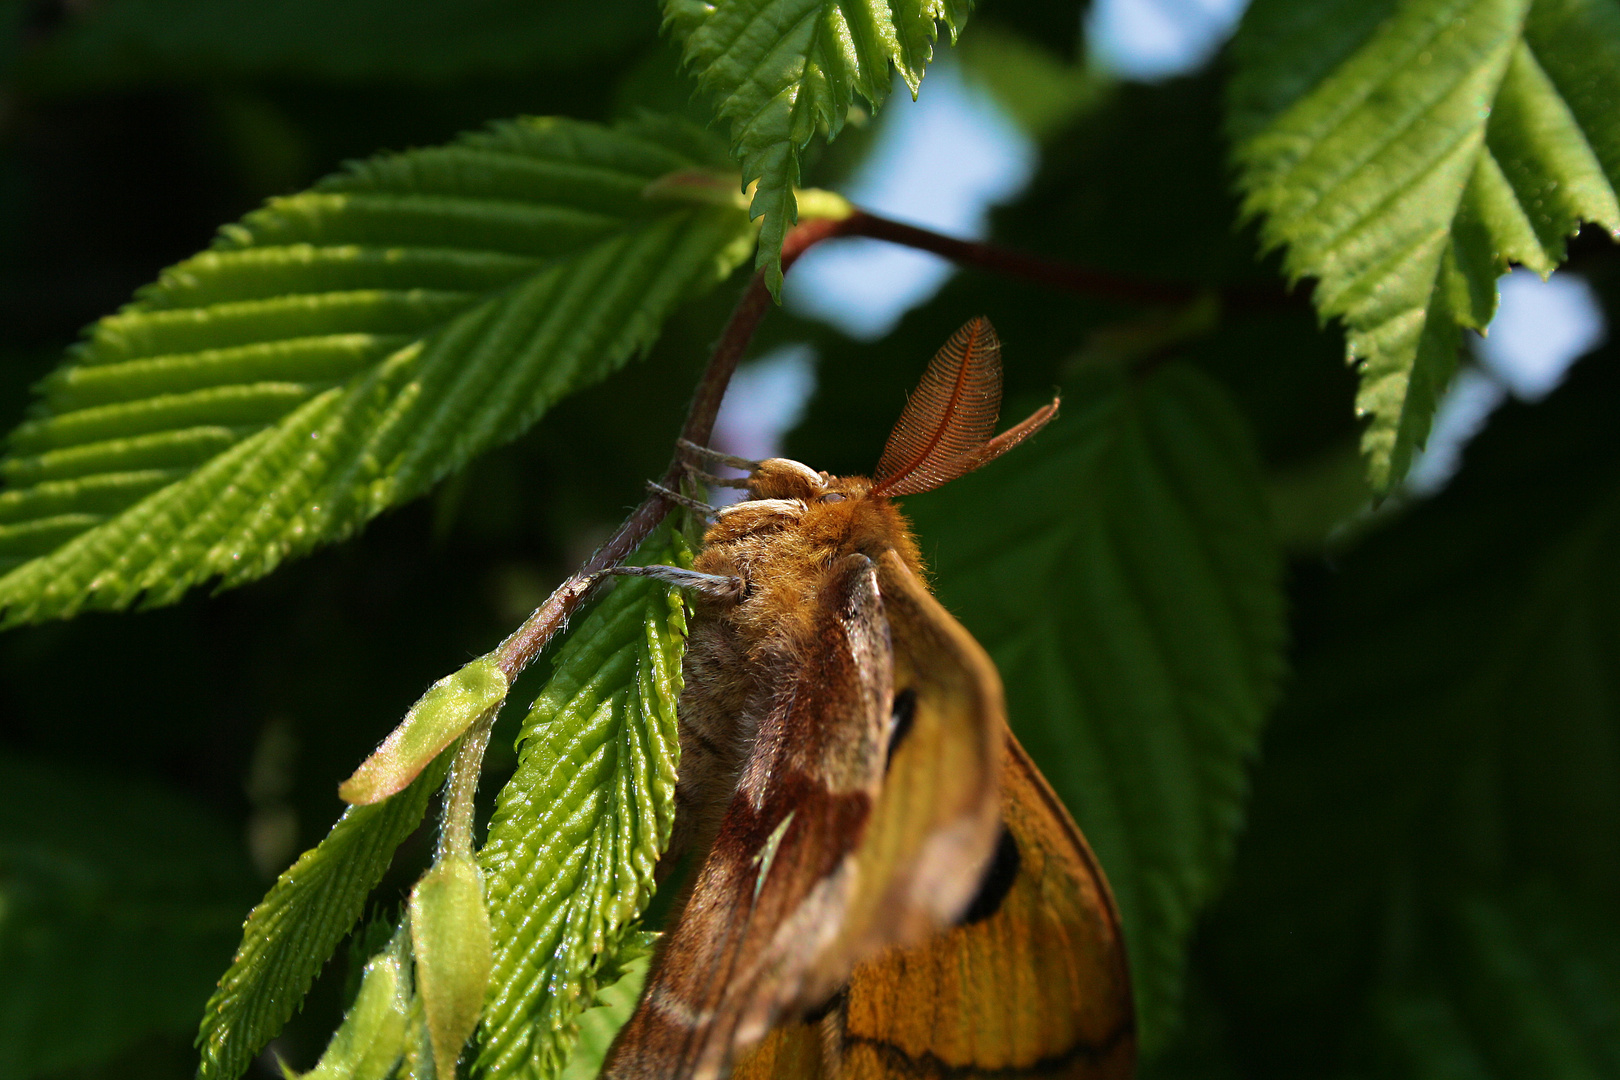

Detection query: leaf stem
xmin=438 ymin=714 xmax=496 ymax=859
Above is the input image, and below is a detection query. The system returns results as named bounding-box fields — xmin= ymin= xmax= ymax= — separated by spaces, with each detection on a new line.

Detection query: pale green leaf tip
xmin=290 ymin=930 xmax=411 ymax=1080
xmin=340 ymin=658 xmax=508 ymax=805
xmin=794 ymin=187 xmax=854 ymax=222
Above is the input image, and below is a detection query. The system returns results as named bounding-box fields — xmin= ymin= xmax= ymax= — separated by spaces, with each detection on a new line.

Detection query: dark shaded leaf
xmin=0 ymin=753 xmax=255 ymax=1079
xmin=904 ymin=364 xmax=1286 ymax=1051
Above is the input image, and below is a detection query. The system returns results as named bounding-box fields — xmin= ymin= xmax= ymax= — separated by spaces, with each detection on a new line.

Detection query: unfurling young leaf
xmin=0 ymin=114 xmax=755 ymax=627
xmin=341 ymin=658 xmax=509 ymax=806
xmin=665 ymin=0 xmax=974 ymax=297
xmin=292 ymin=927 xmax=413 ymax=1080
xmin=477 ymin=529 xmax=690 ymax=1080
xmin=197 ymin=749 xmax=454 ymax=1080
xmin=1230 ymin=0 xmax=1620 ymax=491
xmin=410 ymin=853 xmax=495 ymax=1080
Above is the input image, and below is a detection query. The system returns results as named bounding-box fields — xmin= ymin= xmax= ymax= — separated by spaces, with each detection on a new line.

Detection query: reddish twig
xmin=843 ymin=210 xmax=1294 ymax=311
xmin=843 ymin=210 xmax=1195 ymax=306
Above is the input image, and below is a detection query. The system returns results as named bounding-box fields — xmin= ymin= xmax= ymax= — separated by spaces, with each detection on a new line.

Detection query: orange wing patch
xmin=841 ymin=734 xmax=1134 ymax=1078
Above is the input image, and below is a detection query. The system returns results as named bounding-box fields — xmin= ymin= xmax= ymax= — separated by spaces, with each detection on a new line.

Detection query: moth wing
xmin=838 ymin=732 xmax=1135 ymax=1078
xmin=735 ymin=716 xmax=1136 ymax=1080
xmin=821 ymin=548 xmax=1006 ymax=961
xmin=713 ymin=546 xmax=1009 ymax=1080
xmin=604 ymin=554 xmax=893 ymax=1080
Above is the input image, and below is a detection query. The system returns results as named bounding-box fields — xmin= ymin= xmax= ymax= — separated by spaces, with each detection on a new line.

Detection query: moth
xmin=602 ymin=318 xmax=1135 ymax=1080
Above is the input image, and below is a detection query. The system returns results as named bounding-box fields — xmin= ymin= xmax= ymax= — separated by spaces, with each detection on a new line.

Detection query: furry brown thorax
xmin=665 ymin=458 xmax=923 ymax=871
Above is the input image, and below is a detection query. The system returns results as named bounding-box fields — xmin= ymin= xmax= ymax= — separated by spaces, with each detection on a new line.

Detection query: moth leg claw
xmin=677 ymin=438 xmax=759 ymax=474
xmin=646 ymin=480 xmax=720 ymax=516
xmin=686 ymin=466 xmax=752 ymax=490
xmin=599 ymin=565 xmax=747 ymax=602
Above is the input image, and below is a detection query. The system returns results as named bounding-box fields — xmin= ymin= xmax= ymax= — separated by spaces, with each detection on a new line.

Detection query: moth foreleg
xmin=684 ymin=466 xmax=752 ymax=490
xmin=646 ymin=480 xmax=721 ymax=516
xmin=600 ymin=564 xmax=746 ymax=603
xmin=676 ymin=437 xmax=760 ymax=474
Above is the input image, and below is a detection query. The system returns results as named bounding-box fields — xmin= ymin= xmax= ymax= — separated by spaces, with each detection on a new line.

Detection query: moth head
xmin=744 ymin=459 xmax=871 ymax=501
xmin=869 ymin=317 xmax=1058 ymax=499
xmin=744 ymin=458 xmax=832 ymax=501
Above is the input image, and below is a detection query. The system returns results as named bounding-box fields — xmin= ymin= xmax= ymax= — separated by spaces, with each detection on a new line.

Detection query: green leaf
xmin=477 ymin=530 xmax=689 ymax=1080
xmin=1186 ymin=340 xmax=1620 ymax=1075
xmin=294 ymin=928 xmax=413 ymax=1080
xmin=1373 ymin=888 xmax=1620 ymax=1079
xmin=556 ymin=942 xmax=654 ymax=1080
xmin=665 ymin=0 xmax=973 ymax=296
xmin=24 ymin=0 xmax=657 ymax=89
xmin=1230 ymin=0 xmax=1620 ymax=491
xmin=0 ymin=114 xmax=755 ymax=627
xmin=0 ymin=753 xmax=255 ymax=1080
xmin=197 ymin=748 xmax=454 ymax=1080
xmin=340 ymin=657 xmax=508 ymax=806
xmin=904 ymin=366 xmax=1286 ymax=1053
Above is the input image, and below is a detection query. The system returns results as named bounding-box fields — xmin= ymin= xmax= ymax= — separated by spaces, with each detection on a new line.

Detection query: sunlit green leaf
xmin=905 ymin=365 xmax=1286 ymax=1052
xmin=557 ymin=940 xmax=654 ymax=1080
xmin=197 ymin=749 xmax=454 ymax=1080
xmin=0 ymin=114 xmax=755 ymax=626
xmin=477 ymin=530 xmax=689 ymax=1080
xmin=665 ymin=0 xmax=973 ymax=296
xmin=1230 ymin=0 xmax=1620 ymax=490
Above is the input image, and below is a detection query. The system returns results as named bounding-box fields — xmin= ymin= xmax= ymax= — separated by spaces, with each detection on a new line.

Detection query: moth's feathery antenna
xmin=871 ymin=317 xmax=1057 ymax=498
xmin=596 ymin=564 xmax=746 ymax=603
xmin=679 ymin=439 xmax=758 ymax=470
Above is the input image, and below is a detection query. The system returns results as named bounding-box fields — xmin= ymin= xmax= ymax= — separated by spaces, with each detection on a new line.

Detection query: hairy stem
xmin=438 ymin=716 xmax=496 ymax=859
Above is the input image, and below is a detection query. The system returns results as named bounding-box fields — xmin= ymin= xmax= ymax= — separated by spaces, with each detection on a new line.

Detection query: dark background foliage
xmin=1 ymin=0 xmax=1615 ymax=1077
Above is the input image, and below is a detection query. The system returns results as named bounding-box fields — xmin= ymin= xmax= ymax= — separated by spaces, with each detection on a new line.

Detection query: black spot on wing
xmin=959 ymin=825 xmax=1019 ymax=926
xmin=885 ymin=688 xmax=917 ymax=770
xmin=801 ymin=987 xmax=848 ymax=1025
